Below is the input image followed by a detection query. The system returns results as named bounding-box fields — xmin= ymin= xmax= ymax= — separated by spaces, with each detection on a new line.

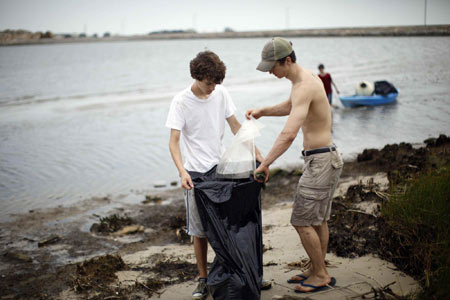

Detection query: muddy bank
xmin=327 ymin=135 xmax=449 ymax=264
xmin=0 ymin=190 xmax=189 ymax=299
xmin=0 ymin=135 xmax=448 ymax=299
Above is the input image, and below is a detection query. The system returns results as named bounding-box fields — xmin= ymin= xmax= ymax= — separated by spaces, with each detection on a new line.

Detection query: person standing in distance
xmin=318 ymin=64 xmax=339 ymax=105
xmin=247 ymin=37 xmax=343 ymax=293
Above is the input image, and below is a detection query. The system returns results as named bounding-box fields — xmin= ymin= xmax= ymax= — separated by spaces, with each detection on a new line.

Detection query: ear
xmin=285 ymin=56 xmax=292 ymax=65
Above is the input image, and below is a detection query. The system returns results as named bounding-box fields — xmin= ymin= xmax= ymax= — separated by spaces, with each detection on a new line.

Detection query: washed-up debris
xmin=153 ymin=181 xmax=167 ymax=188
xmin=137 ymin=278 xmax=165 ymax=298
xmin=168 ymin=215 xmax=185 ymax=229
xmin=150 ymin=257 xmax=198 ymax=282
xmin=142 ymin=195 xmax=162 ymax=204
xmin=130 ymin=256 xmax=201 ymax=297
xmin=90 ymin=214 xmax=135 ymax=234
xmin=424 ymin=134 xmax=450 ymax=147
xmin=328 ymin=179 xmax=387 ymax=258
xmin=126 ymin=255 xmax=200 ymax=297
xmin=354 ymin=138 xmax=450 ymax=185
xmin=166 ymin=215 xmax=190 ymax=243
xmin=38 ymin=234 xmax=61 ymax=247
xmin=73 ymin=254 xmax=126 ymax=292
xmin=263 ymin=243 xmax=273 ymax=253
xmin=4 ymin=251 xmax=32 ymax=263
xmin=112 ymin=225 xmax=144 ymax=236
xmin=175 ymin=227 xmax=190 ymax=243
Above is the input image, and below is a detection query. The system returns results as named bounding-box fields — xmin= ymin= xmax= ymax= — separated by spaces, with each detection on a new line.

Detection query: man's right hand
xmin=180 ymin=171 xmax=194 ymax=190
xmin=245 ymin=108 xmax=263 ymax=120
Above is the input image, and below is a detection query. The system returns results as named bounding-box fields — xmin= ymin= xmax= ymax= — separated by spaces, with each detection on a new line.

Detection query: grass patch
xmin=381 ymin=164 xmax=450 ymax=300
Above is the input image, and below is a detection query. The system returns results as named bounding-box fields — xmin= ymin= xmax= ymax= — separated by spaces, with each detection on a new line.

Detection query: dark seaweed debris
xmin=73 ymin=254 xmax=126 ymax=291
xmin=90 ymin=214 xmax=135 ymax=234
xmin=328 ymin=181 xmax=386 ymax=258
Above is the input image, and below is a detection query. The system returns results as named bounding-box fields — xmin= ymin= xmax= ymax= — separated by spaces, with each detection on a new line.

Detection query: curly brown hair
xmin=189 ymin=51 xmax=226 ymax=84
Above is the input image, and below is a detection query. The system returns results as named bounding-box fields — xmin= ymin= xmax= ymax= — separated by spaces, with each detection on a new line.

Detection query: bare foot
xmin=289 ymin=269 xmax=312 ymax=282
xmin=295 ymin=275 xmax=332 ymax=293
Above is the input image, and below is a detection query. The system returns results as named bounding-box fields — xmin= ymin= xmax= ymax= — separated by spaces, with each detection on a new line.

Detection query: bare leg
xmin=290 ymin=222 xmax=329 ymax=282
xmin=313 ymin=221 xmax=329 ymax=262
xmin=294 ymin=225 xmax=331 ymax=291
xmin=194 ymin=236 xmax=208 ymax=278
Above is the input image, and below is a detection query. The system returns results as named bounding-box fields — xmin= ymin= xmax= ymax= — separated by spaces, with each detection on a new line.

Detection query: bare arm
xmin=226 ymin=114 xmax=241 ymax=135
xmin=246 ymin=99 xmax=291 ymax=119
xmin=226 ymin=115 xmax=264 ymax=162
xmin=331 ymin=80 xmax=340 ymax=94
xmin=169 ymin=129 xmax=193 ymax=189
xmin=254 ymin=91 xmax=310 ymax=182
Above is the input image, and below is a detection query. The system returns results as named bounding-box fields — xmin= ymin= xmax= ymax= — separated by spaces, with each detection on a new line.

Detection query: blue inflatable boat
xmin=339 ymin=92 xmax=398 ymax=108
xmin=339 ymin=80 xmax=399 ymax=108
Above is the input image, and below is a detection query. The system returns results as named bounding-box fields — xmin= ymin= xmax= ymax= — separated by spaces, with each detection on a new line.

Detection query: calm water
xmin=1 ymin=37 xmax=449 ymax=219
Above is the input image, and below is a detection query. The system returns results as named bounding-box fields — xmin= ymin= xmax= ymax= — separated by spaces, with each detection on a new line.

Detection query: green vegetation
xmin=381 ymin=164 xmax=450 ymax=300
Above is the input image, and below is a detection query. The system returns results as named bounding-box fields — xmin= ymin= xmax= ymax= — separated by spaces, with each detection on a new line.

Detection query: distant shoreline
xmin=1 ymin=24 xmax=449 ymax=46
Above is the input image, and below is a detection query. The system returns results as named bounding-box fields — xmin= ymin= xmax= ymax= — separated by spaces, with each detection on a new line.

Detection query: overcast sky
xmin=1 ymin=0 xmax=449 ymax=35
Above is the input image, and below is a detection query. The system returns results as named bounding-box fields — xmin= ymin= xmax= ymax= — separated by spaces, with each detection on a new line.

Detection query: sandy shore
xmin=1 ymin=136 xmax=448 ymax=299
xmin=112 ymin=177 xmax=419 ymax=300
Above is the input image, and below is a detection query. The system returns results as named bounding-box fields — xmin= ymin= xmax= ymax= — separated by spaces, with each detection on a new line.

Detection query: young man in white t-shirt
xmin=166 ymin=51 xmax=266 ymax=299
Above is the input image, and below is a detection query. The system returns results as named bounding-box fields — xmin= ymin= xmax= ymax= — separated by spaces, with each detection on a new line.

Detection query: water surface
xmin=1 ymin=37 xmax=449 ymax=218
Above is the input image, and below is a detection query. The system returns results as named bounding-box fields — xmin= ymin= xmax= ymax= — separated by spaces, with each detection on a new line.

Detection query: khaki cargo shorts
xmin=290 ymin=148 xmax=343 ymax=227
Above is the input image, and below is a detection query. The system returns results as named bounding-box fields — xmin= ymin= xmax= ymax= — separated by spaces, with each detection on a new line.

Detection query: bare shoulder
xmin=291 ymin=72 xmax=321 ymax=105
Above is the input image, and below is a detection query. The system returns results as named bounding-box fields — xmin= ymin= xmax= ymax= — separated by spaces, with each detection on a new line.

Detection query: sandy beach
xmin=1 ymin=136 xmax=448 ymax=299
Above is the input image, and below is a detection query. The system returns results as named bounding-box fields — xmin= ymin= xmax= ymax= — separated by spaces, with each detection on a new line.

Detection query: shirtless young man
xmin=246 ymin=37 xmax=343 ymax=293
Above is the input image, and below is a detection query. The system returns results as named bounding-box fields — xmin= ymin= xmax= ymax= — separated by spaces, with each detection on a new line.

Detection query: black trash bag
xmin=190 ymin=166 xmax=263 ymax=300
xmin=374 ymin=80 xmax=398 ymax=95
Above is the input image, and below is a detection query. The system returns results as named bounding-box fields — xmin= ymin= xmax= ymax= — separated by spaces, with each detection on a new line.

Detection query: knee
xmin=293 ymin=224 xmax=311 ymax=234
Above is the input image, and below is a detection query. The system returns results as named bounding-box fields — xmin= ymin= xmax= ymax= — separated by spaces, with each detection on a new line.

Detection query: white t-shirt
xmin=165 ymin=85 xmax=236 ymax=173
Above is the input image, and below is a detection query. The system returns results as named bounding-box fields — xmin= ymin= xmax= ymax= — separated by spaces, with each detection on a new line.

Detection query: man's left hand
xmin=254 ymin=164 xmax=269 ymax=183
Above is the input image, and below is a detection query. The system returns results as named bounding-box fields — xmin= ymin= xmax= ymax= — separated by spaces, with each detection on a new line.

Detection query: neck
xmin=286 ymin=64 xmax=302 ymax=84
xmin=191 ymin=81 xmax=208 ymax=99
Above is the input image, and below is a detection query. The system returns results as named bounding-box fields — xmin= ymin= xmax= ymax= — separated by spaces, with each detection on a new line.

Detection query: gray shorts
xmin=184 ymin=188 xmax=206 ymax=238
xmin=290 ymin=147 xmax=343 ymax=227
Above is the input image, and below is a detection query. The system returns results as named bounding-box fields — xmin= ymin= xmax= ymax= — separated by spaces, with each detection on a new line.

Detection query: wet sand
xmin=1 ymin=136 xmax=448 ymax=299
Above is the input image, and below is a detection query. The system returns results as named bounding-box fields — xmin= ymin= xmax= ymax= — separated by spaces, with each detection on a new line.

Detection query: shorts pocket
xmin=331 ymin=151 xmax=344 ymax=169
xmin=298 ymin=186 xmax=329 ymax=201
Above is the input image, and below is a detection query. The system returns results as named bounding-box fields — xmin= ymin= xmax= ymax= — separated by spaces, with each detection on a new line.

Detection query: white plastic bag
xmin=216 ymin=118 xmax=264 ymax=179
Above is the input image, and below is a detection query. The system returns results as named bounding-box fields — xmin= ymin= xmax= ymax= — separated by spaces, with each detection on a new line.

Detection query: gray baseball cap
xmin=256 ymin=37 xmax=293 ymax=72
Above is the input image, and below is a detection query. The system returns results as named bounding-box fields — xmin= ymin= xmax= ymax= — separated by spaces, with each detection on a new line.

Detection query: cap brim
xmin=256 ymin=60 xmax=275 ymax=72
